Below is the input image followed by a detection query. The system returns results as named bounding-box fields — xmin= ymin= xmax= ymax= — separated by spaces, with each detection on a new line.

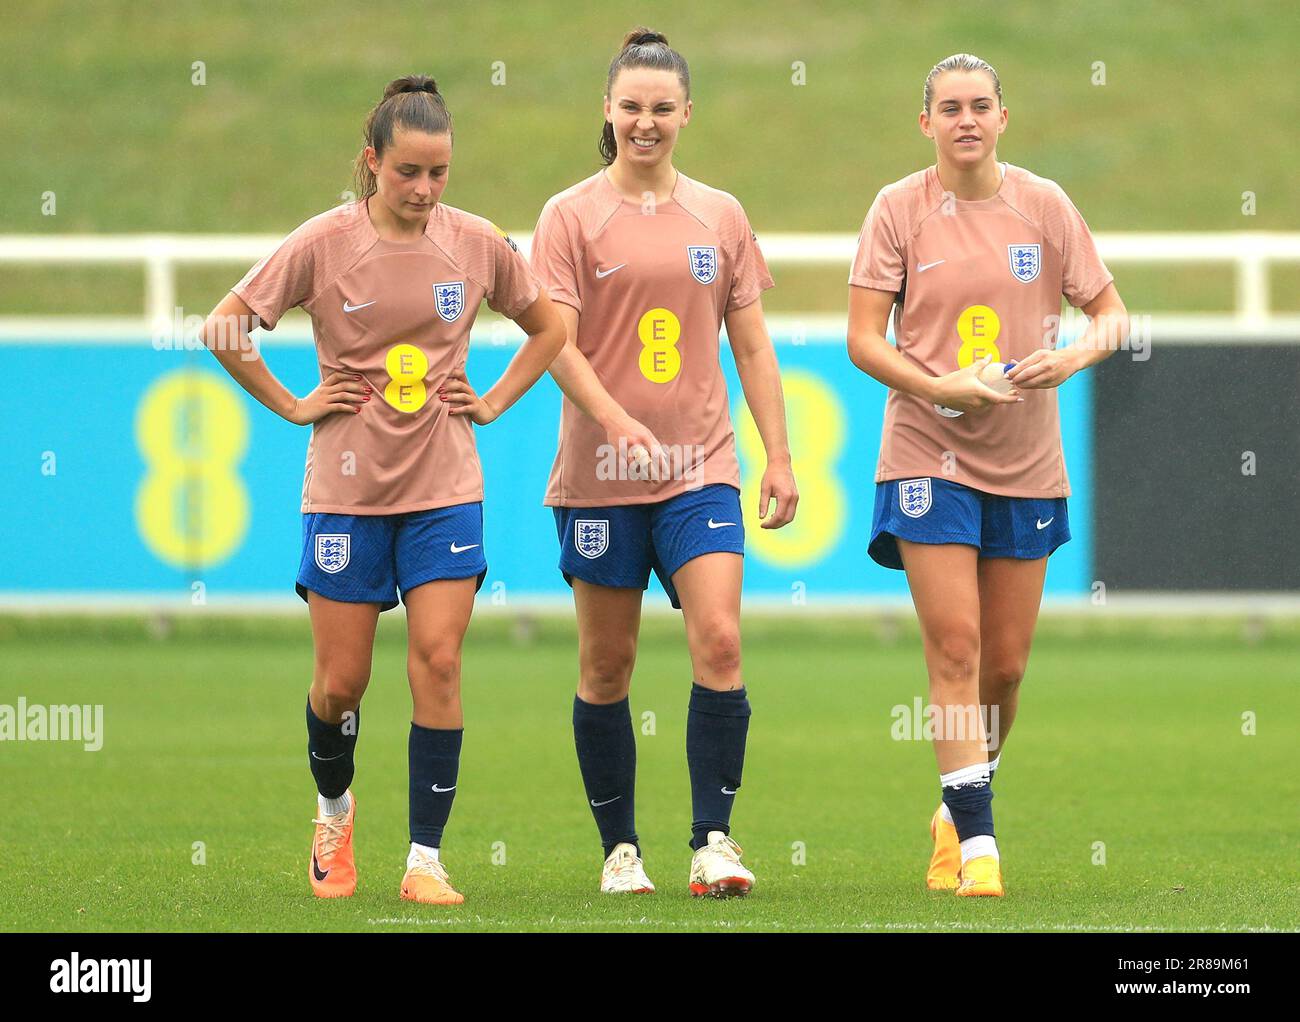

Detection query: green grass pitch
xmin=1 ymin=613 xmax=1297 ymax=932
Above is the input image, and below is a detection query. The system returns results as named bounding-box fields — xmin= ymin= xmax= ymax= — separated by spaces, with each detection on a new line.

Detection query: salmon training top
xmin=850 ymin=164 xmax=1112 ymax=497
xmin=233 ymin=197 xmax=539 ymax=514
xmin=530 ymin=171 xmax=773 ymax=506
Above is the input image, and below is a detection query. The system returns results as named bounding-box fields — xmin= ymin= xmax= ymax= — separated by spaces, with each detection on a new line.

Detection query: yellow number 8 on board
xmin=736 ymin=370 xmax=846 ymax=567
xmin=135 ymin=370 xmax=250 ymax=568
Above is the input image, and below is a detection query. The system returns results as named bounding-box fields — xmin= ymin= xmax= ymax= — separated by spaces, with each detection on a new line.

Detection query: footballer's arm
xmin=198 ymin=292 xmax=367 ymax=424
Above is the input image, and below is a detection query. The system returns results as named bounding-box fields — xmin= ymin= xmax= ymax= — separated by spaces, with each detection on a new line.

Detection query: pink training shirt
xmin=233 ymin=198 xmax=539 ymax=515
xmin=850 ymin=164 xmax=1113 ymax=498
xmin=530 ymin=171 xmax=773 ymax=507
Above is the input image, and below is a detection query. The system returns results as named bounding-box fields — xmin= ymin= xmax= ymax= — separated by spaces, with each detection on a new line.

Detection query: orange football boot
xmin=926 ymin=804 xmax=961 ymax=891
xmin=400 ymin=847 xmax=464 ymax=905
xmin=955 ymin=854 xmax=1004 ymax=897
xmin=309 ymin=792 xmax=357 ymax=898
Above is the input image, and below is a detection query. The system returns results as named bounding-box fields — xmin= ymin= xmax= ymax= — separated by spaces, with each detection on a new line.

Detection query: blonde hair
xmin=923 ymin=54 xmax=1002 ymax=113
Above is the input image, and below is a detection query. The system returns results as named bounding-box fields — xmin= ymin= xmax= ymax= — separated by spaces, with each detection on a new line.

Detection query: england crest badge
xmin=433 ymin=281 xmax=465 ymax=322
xmin=687 ymin=246 xmax=718 ymax=285
xmin=898 ymin=478 xmax=932 ymax=519
xmin=574 ymin=519 xmax=609 ymax=559
xmin=1007 ymin=244 xmax=1041 ymax=283
xmin=315 ymin=534 xmax=351 ymax=573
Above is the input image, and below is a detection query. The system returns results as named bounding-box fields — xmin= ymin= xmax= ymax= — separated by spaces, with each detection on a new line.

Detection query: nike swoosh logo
xmin=721 ymin=787 xmax=738 ymax=795
xmin=707 ymin=519 xmax=737 ymax=529
xmin=449 ymin=542 xmax=480 ymax=553
xmin=311 ymin=751 xmax=345 ymax=762
xmin=1036 ymin=517 xmax=1055 ymax=530
xmin=595 ymin=264 xmax=626 ymax=279
xmin=342 ymin=300 xmax=376 ymax=312
xmin=917 ymin=260 xmax=946 ymax=272
xmin=431 ymin=783 xmax=457 ymax=793
xmin=311 ymin=852 xmax=329 ymax=882
xmin=590 ymin=796 xmax=621 ymax=807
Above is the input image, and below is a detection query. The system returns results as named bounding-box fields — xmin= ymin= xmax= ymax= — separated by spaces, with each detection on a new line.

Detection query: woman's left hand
xmin=1005 ymin=347 xmax=1081 ymax=390
xmin=439 ymin=366 xmax=499 ymax=425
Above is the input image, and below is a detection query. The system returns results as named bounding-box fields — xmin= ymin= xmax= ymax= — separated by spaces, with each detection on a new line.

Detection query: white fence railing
xmin=1 ymin=231 xmax=1299 ymax=331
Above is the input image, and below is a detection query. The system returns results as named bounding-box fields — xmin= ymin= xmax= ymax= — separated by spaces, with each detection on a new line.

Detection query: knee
xmin=695 ymin=621 xmax=742 ymax=679
xmin=929 ymin=629 xmax=981 ymax=684
xmin=581 ymin=641 xmax=636 ymax=701
xmin=409 ymin=643 xmax=461 ymax=698
xmin=315 ymin=665 xmax=369 ymax=712
xmin=982 ymin=658 xmax=1026 ymax=695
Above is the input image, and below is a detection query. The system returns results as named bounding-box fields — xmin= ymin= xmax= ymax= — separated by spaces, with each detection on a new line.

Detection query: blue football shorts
xmin=868 ymin=477 xmax=1069 ymax=570
xmin=296 ymin=502 xmax=487 ymax=612
xmin=553 ymin=483 xmax=745 ymax=609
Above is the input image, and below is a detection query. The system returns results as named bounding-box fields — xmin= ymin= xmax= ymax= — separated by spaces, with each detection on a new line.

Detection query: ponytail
xmin=599 ymin=28 xmax=690 ymax=165
xmin=353 ymin=74 xmax=452 ymax=200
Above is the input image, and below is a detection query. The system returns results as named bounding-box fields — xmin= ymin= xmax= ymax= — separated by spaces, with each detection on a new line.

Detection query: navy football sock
xmin=686 ymin=683 xmax=751 ymax=851
xmin=573 ymin=695 xmax=638 ymax=858
xmin=409 ymin=724 xmax=462 ymax=848
xmin=940 ymin=763 xmax=995 ymax=842
xmin=306 ymin=696 xmax=359 ymax=799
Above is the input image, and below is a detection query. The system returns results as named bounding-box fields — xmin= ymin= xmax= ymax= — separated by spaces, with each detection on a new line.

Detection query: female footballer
xmin=526 ymin=29 xmax=799 ymax=897
xmin=847 ymin=54 xmax=1128 ymax=896
xmin=199 ymin=76 xmax=565 ymax=905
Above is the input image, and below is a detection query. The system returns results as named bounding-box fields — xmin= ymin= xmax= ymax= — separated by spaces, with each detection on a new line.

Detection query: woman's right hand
xmin=606 ymin=413 xmax=669 ymax=479
xmin=928 ymin=355 xmax=1021 ymax=414
xmin=285 ymin=371 xmax=371 ymax=424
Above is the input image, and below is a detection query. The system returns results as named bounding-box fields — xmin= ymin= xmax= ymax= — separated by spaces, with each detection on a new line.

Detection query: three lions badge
xmin=574 ymin=519 xmax=609 ymax=559
xmin=1007 ymin=244 xmax=1041 ymax=284
xmin=316 ymin=534 xmax=350 ymax=573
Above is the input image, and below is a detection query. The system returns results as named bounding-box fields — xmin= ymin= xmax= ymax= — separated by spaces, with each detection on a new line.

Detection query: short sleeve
xmin=849 ymin=190 xmax=906 ymax=292
xmin=231 ymin=222 xmax=318 ymax=330
xmin=725 ymin=205 xmax=774 ymax=313
xmin=1055 ymin=188 xmax=1113 ymax=308
xmin=484 ymin=226 xmax=540 ymax=320
xmin=530 ymin=200 xmax=582 ymax=312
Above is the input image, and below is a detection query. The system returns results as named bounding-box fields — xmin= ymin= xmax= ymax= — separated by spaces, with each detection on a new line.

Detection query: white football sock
xmin=408 ymin=842 xmax=440 ymax=866
xmin=988 ymin=753 xmax=1002 ymax=774
xmin=960 ymin=834 xmax=999 ymax=864
xmin=319 ymin=792 xmax=350 ymax=817
xmin=939 ymin=802 xmax=955 ymax=825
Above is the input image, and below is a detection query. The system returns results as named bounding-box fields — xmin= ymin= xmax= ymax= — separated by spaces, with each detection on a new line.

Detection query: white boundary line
xmin=1 ymin=592 xmax=1296 ymax=616
xmin=2 ymin=314 xmax=1299 ymax=345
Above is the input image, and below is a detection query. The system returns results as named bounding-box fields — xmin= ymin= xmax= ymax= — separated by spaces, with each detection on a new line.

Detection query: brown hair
xmin=600 ymin=28 xmax=691 ymax=165
xmin=352 ymin=74 xmax=452 ymax=200
xmin=922 ymin=53 xmax=1002 ymax=114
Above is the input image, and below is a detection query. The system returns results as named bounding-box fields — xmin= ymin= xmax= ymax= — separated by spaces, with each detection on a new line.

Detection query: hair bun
xmin=623 ymin=28 xmax=667 ymax=49
xmin=385 ymin=74 xmax=439 ymax=100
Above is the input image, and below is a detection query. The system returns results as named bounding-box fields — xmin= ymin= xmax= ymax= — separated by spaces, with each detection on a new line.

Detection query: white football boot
xmin=689 ymin=830 xmax=754 ymax=898
xmin=600 ymin=842 xmax=656 ymax=894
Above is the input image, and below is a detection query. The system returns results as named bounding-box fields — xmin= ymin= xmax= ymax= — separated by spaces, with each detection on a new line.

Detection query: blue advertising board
xmin=2 ymin=332 xmax=1091 ymax=604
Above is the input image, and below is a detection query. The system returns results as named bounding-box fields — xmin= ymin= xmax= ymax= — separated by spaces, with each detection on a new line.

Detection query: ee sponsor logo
xmin=956 ymin=304 xmax=1002 ymax=366
xmin=637 ymin=307 xmax=682 ymax=383
xmin=383 ymin=343 xmax=429 ymax=412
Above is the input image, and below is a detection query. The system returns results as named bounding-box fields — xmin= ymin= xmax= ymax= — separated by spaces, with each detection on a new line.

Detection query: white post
xmin=145 ymin=246 xmax=175 ymax=340
xmin=1236 ymin=255 xmax=1269 ymax=328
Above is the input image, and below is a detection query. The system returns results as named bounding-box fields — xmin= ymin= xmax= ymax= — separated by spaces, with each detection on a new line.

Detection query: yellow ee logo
xmin=637 ymin=307 xmax=681 ymax=383
xmin=737 ymin=370 xmax=847 ymax=568
xmin=956 ymin=304 xmax=1001 ymax=366
xmin=134 ymin=370 xmax=249 ymax=569
xmin=383 ymin=343 xmax=429 ymax=412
